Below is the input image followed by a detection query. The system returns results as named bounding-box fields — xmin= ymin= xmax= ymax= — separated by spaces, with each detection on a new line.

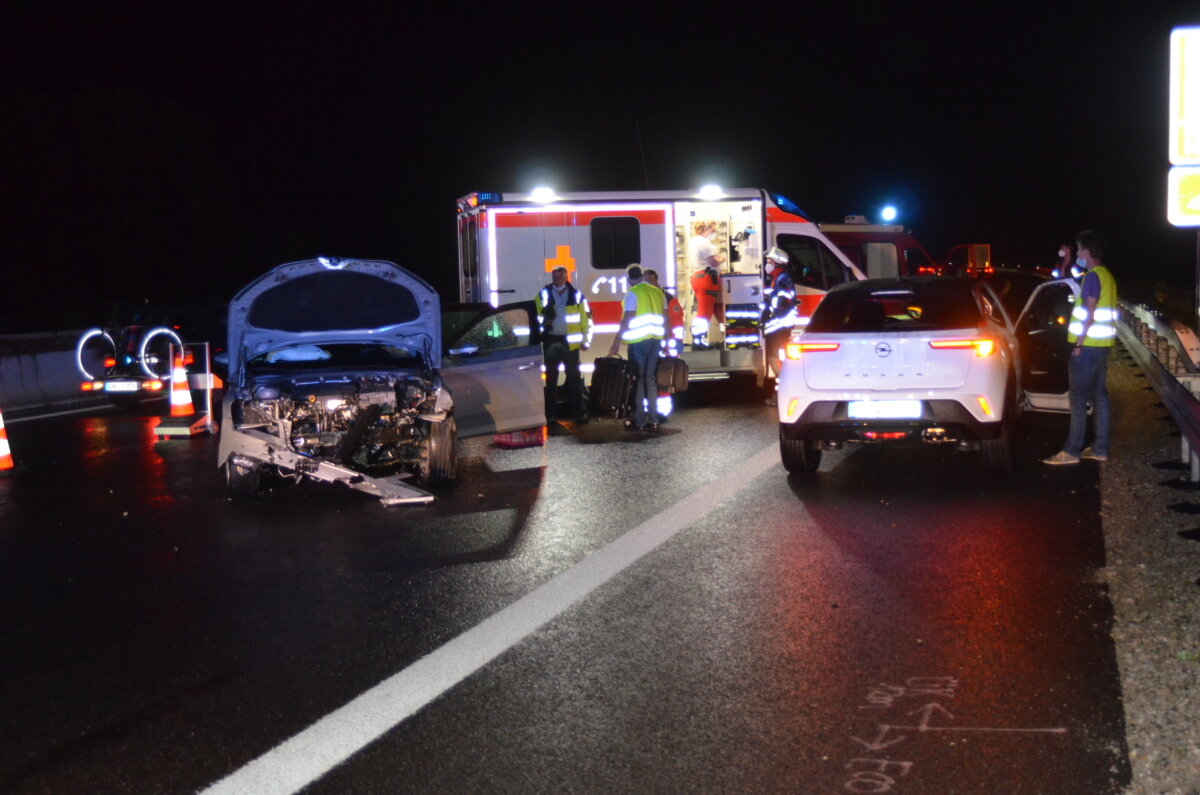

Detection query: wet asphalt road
xmin=0 ymin=386 xmax=1129 ymax=793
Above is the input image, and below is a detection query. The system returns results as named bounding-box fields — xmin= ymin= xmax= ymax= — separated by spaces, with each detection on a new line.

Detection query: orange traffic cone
xmin=0 ymin=407 xmax=13 ymax=473
xmin=169 ymin=352 xmax=195 ymax=417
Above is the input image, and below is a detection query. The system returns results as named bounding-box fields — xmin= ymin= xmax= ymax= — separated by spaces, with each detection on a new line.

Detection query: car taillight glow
xmin=103 ymin=357 xmax=116 ymax=368
xmin=977 ymin=395 xmax=994 ymax=417
xmin=862 ymin=431 xmax=909 ymax=440
xmin=929 ymin=338 xmax=995 ymax=356
xmin=142 ymin=380 xmax=164 ymax=391
xmin=786 ymin=342 xmax=839 ymax=359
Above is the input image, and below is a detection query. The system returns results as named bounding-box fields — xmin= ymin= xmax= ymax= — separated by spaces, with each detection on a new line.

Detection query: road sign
xmin=1170 ymin=27 xmax=1200 ymax=165
xmin=1168 ymin=167 xmax=1200 ymax=227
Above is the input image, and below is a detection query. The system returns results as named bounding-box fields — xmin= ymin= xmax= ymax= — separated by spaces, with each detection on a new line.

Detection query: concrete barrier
xmin=0 ymin=332 xmax=104 ymax=412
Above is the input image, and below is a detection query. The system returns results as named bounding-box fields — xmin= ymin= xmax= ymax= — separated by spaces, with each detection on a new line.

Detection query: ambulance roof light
xmin=456 ymin=192 xmax=503 ymax=213
xmin=697 ymin=184 xmax=724 ymax=200
xmin=530 ymin=186 xmax=558 ymax=204
xmin=768 ymin=192 xmax=811 ymax=219
xmin=881 ymin=205 xmax=898 ymax=222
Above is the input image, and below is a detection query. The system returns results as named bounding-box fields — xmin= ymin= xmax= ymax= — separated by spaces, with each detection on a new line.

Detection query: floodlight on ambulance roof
xmin=880 ymin=205 xmax=898 ymax=222
xmin=697 ymin=184 xmax=725 ymax=200
xmin=530 ymin=186 xmax=558 ymax=204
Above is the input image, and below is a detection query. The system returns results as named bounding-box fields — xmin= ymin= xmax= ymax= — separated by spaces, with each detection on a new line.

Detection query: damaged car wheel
xmin=223 ymin=459 xmax=261 ymax=497
xmin=419 ymin=416 xmax=457 ymax=483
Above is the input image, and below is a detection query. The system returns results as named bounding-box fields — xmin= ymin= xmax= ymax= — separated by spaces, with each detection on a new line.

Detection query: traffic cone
xmin=0 ymin=407 xmax=13 ymax=473
xmin=169 ymin=352 xmax=195 ymax=417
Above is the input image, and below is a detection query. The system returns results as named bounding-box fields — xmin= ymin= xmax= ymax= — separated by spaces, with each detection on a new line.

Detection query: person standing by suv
xmin=1044 ymin=230 xmax=1117 ymax=465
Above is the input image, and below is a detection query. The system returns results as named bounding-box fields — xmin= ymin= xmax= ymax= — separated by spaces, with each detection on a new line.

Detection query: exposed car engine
xmin=235 ymin=373 xmax=451 ymax=472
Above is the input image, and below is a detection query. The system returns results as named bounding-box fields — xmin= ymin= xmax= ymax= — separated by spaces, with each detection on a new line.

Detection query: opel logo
xmin=874 ymin=342 xmax=892 ymax=358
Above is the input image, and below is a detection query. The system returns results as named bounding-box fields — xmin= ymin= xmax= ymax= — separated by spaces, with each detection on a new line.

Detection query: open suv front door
xmin=440 ymin=302 xmax=545 ymax=437
xmin=1015 ymin=279 xmax=1081 ymax=412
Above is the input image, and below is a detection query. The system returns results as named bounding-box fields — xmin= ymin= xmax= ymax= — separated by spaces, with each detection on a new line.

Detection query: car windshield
xmin=808 ymin=280 xmax=982 ymax=332
xmin=246 ymin=343 xmax=427 ymax=372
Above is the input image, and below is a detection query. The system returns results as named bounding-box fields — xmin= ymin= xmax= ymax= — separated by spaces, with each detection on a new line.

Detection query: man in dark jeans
xmin=1043 ymin=230 xmax=1117 ymax=465
xmin=534 ymin=266 xmax=592 ymax=424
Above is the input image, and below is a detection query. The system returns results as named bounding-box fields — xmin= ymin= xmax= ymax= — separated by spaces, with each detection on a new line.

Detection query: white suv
xmin=776 ymin=274 xmax=1079 ymax=473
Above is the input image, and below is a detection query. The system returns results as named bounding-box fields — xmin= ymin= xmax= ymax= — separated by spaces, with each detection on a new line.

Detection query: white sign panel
xmin=1170 ymin=27 xmax=1200 ymax=165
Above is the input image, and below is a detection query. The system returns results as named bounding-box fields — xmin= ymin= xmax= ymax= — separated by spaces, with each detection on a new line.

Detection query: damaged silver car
xmin=217 ymin=257 xmax=544 ymax=505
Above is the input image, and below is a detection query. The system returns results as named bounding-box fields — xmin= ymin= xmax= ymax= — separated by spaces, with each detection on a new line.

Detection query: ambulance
xmin=454 ymin=187 xmax=867 ymax=380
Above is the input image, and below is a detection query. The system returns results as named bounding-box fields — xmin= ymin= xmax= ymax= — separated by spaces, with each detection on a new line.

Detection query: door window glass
xmin=448 ymin=307 xmax=533 ymax=355
xmin=864 ymin=242 xmax=899 ymax=279
xmin=777 ymin=235 xmax=825 ymax=291
xmin=591 ymin=217 xmax=641 ymax=270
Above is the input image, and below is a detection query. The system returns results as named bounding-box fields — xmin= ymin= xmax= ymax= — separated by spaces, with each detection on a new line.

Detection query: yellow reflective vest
xmin=622 ymin=282 xmax=666 ymax=343
xmin=534 ymin=284 xmax=593 ymax=350
xmin=1067 ymin=265 xmax=1117 ymax=347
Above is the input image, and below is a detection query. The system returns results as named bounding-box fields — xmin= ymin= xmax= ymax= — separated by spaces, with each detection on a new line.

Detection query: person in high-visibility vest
xmin=608 ymin=263 xmax=667 ymax=431
xmin=1044 ymin=230 xmax=1118 ymax=465
xmin=760 ymin=247 xmax=796 ymax=406
xmin=534 ymin=265 xmax=593 ymax=424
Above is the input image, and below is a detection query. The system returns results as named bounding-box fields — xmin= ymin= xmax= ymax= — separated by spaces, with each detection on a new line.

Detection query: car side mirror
xmin=213 ymin=352 xmax=229 ymax=365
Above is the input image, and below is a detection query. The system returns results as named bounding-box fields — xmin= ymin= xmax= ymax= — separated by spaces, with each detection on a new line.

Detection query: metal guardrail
xmin=1119 ymin=300 xmax=1200 ymax=482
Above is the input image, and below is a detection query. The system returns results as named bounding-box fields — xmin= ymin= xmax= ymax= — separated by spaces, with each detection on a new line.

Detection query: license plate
xmin=848 ymin=399 xmax=922 ymax=419
xmin=104 ymin=381 xmax=140 ymax=392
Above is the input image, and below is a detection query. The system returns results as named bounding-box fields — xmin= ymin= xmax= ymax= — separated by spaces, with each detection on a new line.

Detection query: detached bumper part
xmin=225 ymin=427 xmax=435 ymax=506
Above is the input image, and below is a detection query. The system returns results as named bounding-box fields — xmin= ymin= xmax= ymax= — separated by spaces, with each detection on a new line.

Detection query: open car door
xmin=440 ymin=301 xmax=545 ymax=437
xmin=1015 ymin=279 xmax=1080 ymax=412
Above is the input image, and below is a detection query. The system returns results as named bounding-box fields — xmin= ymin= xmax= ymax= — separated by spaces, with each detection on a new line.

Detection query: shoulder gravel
xmin=1102 ymin=342 xmax=1200 ymax=793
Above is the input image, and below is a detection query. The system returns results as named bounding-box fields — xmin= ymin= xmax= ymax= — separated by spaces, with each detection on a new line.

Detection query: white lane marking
xmin=203 ymin=441 xmax=781 ymax=795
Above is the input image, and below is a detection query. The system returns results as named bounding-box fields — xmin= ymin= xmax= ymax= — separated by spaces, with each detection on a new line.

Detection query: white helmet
xmin=765 ymin=247 xmax=789 ymax=265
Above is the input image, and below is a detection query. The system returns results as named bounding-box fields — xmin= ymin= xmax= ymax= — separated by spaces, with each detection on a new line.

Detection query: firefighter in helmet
xmin=761 ymin=246 xmax=796 ymax=406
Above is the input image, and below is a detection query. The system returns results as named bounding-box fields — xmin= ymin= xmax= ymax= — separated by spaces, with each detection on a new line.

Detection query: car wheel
xmin=981 ymin=376 xmax=1017 ymax=473
xmin=223 ymin=459 xmax=261 ymax=497
xmin=779 ymin=425 xmax=821 ymax=474
xmin=419 ymin=416 xmax=457 ymax=482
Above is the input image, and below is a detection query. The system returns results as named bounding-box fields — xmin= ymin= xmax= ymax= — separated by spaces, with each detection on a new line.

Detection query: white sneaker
xmin=1042 ymin=450 xmax=1080 ymax=465
xmin=1080 ymin=447 xmax=1108 ymax=461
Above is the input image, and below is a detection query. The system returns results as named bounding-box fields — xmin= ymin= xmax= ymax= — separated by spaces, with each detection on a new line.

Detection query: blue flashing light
xmin=769 ymin=192 xmax=810 ymax=219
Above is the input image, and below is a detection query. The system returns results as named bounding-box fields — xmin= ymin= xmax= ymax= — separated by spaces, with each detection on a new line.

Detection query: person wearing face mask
xmin=688 ymin=221 xmax=724 ymax=349
xmin=1043 ymin=230 xmax=1118 ymax=465
xmin=760 ymin=247 xmax=796 ymax=407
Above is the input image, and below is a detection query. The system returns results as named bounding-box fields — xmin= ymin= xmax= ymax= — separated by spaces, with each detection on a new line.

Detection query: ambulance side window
xmin=777 ymin=234 xmax=848 ymax=290
xmin=591 ymin=217 xmax=641 ymax=270
xmin=819 ymin=242 xmax=852 ymax=287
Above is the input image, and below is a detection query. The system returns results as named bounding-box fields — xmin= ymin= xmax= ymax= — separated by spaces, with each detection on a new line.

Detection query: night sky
xmin=4 ymin=3 xmax=1199 ymax=330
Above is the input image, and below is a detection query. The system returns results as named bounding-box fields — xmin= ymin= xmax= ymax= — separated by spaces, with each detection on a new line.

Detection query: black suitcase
xmin=656 ymin=356 xmax=689 ymax=394
xmin=589 ymin=355 xmax=637 ymax=419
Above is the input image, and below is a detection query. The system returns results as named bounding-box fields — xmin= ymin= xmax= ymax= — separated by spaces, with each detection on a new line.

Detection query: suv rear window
xmin=808 ymin=282 xmax=981 ymax=332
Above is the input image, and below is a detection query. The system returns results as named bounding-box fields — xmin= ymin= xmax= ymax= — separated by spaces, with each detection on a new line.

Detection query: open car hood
xmin=227 ymin=258 xmax=442 ymax=387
